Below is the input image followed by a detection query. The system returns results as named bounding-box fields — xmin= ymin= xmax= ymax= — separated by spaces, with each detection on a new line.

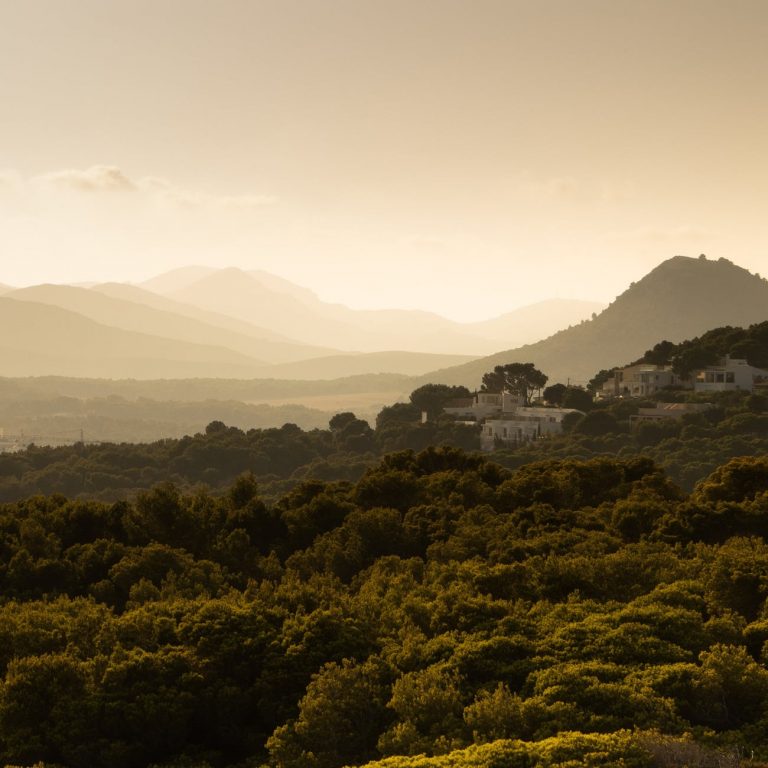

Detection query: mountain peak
xmin=422 ymin=255 xmax=768 ymax=387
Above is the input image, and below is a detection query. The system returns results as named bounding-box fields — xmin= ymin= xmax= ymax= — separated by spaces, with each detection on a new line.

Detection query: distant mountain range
xmin=11 ymin=255 xmax=763 ymax=387
xmin=154 ymin=266 xmax=603 ymax=355
xmin=0 ymin=266 xmax=603 ymax=379
xmin=0 ymin=298 xmax=272 ymax=379
xmin=420 ymin=256 xmax=768 ymax=387
xmin=3 ymin=254 xmax=768 ymax=438
xmin=8 ymin=283 xmax=337 ymax=364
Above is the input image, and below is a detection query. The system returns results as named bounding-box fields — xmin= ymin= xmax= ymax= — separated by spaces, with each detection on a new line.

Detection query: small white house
xmin=693 ymin=356 xmax=768 ymax=393
xmin=480 ymin=407 xmax=582 ymax=450
xmin=603 ymin=364 xmax=681 ymax=398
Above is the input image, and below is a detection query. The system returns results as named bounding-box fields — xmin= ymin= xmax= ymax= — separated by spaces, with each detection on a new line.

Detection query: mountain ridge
xmin=0 ymin=294 xmax=474 ymax=380
xmin=9 ymin=283 xmax=338 ymax=364
xmin=0 ymin=297 xmax=272 ymax=379
xmin=417 ymin=256 xmax=768 ymax=387
xmin=153 ymin=266 xmax=602 ymax=355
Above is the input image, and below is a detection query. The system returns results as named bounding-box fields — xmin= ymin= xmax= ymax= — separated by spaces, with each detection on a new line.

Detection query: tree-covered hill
xmin=0 ymin=410 xmax=480 ymax=502
xmin=4 ymin=383 xmax=768 ymax=502
xmin=421 ymin=256 xmax=768 ymax=387
xmin=1 ymin=449 xmax=768 ymax=766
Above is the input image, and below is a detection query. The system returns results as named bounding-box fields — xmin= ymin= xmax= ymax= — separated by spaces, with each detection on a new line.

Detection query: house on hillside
xmin=602 ymin=364 xmax=682 ymax=398
xmin=481 ymin=406 xmax=582 ymax=450
xmin=692 ymin=356 xmax=768 ymax=393
xmin=443 ymin=392 xmax=582 ymax=451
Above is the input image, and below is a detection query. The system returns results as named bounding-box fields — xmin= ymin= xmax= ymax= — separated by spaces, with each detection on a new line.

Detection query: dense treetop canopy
xmin=0 ymin=448 xmax=767 ymax=766
xmin=2 ymin=325 xmax=768 ymax=767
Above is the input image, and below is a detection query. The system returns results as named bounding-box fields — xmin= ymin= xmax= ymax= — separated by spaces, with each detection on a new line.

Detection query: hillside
xmin=2 ymin=286 xmax=477 ymax=380
xmin=139 ymin=264 xmax=219 ymax=293
xmin=465 ymin=298 xmax=604 ymax=345
xmin=0 ymin=298 xmax=272 ymax=379
xmin=162 ymin=267 xmax=492 ymax=354
xmin=9 ymin=283 xmax=338 ymax=364
xmin=421 ymin=255 xmax=768 ymax=387
xmin=152 ymin=267 xmax=598 ymax=356
xmin=93 ymin=281 xmax=308 ymax=342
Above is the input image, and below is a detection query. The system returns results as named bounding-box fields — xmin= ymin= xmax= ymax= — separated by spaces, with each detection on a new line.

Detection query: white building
xmin=603 ymin=364 xmax=681 ymax=398
xmin=480 ymin=406 xmax=582 ymax=450
xmin=444 ymin=391 xmax=582 ymax=450
xmin=693 ymin=356 xmax=768 ymax=393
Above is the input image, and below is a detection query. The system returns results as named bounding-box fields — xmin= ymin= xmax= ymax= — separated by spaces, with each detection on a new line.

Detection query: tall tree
xmin=480 ymin=363 xmax=548 ymax=405
xmin=409 ymin=384 xmax=471 ymax=420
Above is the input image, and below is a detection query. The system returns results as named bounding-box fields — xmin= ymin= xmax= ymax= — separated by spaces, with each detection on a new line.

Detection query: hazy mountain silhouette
xmin=93 ymin=282 xmax=297 ymax=342
xmin=420 ymin=256 xmax=768 ymax=387
xmin=139 ymin=266 xmax=219 ymax=294
xmin=0 ymin=298 xmax=273 ymax=378
xmin=0 ymin=291 xmax=474 ymax=380
xmin=0 ymin=283 xmax=14 ymax=295
xmin=151 ymin=266 xmax=600 ymax=355
xmin=9 ymin=283 xmax=338 ymax=364
xmin=466 ymin=298 xmax=604 ymax=346
xmin=140 ymin=265 xmax=318 ymax=303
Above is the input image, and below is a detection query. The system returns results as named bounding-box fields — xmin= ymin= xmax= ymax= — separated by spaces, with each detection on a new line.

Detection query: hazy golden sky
xmin=1 ymin=0 xmax=767 ymax=320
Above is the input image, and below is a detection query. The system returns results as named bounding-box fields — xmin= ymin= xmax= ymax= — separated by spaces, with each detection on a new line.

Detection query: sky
xmin=1 ymin=0 xmax=767 ymax=321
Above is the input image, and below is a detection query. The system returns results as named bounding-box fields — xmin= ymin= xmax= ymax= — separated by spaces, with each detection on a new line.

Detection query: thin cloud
xmin=38 ymin=165 xmax=136 ymax=192
xmin=29 ymin=165 xmax=276 ymax=209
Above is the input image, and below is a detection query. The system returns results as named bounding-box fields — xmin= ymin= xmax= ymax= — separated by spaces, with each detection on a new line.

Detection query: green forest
xmin=4 ymin=321 xmax=768 ymax=505
xmin=3 ymin=323 xmax=768 ymax=767
xmin=1 ymin=449 xmax=768 ymax=766
xmin=2 ymin=379 xmax=768 ymax=503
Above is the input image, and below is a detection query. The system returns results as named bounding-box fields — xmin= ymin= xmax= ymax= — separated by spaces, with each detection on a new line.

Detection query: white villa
xmin=481 ymin=406 xmax=580 ymax=450
xmin=693 ymin=356 xmax=768 ymax=393
xmin=601 ymin=364 xmax=682 ymax=398
xmin=444 ymin=391 xmax=582 ymax=451
xmin=600 ymin=356 xmax=768 ymax=399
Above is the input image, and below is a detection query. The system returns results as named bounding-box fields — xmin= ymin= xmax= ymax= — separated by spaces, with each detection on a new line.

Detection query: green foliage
xmin=480 ymin=363 xmax=548 ymax=405
xmin=267 ymin=658 xmax=392 ymax=768
xmin=355 ymin=731 xmax=653 ymax=767
xmin=0 ymin=450 xmax=768 ymax=766
xmin=378 ymin=664 xmax=467 ymax=757
xmin=410 ymin=385 xmax=472 ymax=420
xmin=543 ymin=384 xmax=593 ymax=411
